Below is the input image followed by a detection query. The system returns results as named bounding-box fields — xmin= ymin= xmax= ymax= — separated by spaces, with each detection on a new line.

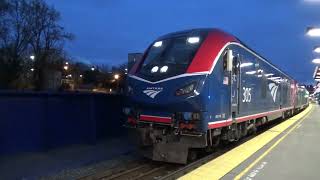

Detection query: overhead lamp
xmin=306 ymin=27 xmax=320 ymax=37
xmin=245 ymin=71 xmax=256 ymax=75
xmin=265 ymin=73 xmax=274 ymax=77
xmin=268 ymin=77 xmax=281 ymax=80
xmin=314 ymin=46 xmax=320 ymax=53
xmin=312 ymin=58 xmax=320 ymax=64
xmin=240 ymin=62 xmax=253 ymax=68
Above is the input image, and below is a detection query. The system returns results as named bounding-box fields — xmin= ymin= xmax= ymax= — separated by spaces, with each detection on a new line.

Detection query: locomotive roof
xmin=158 ymin=28 xmax=293 ymax=81
xmin=130 ymin=28 xmax=294 ymax=82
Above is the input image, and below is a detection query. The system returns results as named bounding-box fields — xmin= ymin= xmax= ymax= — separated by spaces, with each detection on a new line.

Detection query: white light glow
xmin=187 ymin=37 xmax=200 ymax=44
xmin=30 ymin=68 xmax=34 ymax=72
xmin=245 ymin=71 xmax=256 ymax=75
xmin=240 ymin=62 xmax=253 ymax=68
xmin=312 ymin=58 xmax=320 ymax=64
xmin=268 ymin=77 xmax=281 ymax=80
xmin=63 ymin=66 xmax=68 ymax=70
xmin=314 ymin=47 xmax=320 ymax=53
xmin=153 ymin=41 xmax=162 ymax=47
xmin=79 ymin=74 xmax=83 ymax=78
xmin=160 ymin=66 xmax=168 ymax=73
xmin=65 ymin=62 xmax=69 ymax=65
xmin=30 ymin=55 xmax=35 ymax=60
xmin=307 ymin=27 xmax=320 ymax=37
xmin=114 ymin=74 xmax=120 ymax=80
xmin=265 ymin=73 xmax=274 ymax=77
xmin=317 ymin=72 xmax=320 ymax=75
xmin=91 ymin=67 xmax=95 ymax=71
xmin=151 ymin=66 xmax=159 ymax=73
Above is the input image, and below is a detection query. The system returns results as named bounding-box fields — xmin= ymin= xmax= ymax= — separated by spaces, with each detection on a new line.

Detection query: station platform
xmin=180 ymin=105 xmax=318 ymax=180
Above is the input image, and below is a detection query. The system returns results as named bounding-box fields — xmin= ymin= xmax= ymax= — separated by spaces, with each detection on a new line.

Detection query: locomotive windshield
xmin=137 ymin=34 xmax=206 ymax=81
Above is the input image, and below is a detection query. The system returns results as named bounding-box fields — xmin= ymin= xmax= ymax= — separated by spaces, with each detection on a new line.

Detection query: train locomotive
xmin=124 ymin=28 xmax=309 ymax=164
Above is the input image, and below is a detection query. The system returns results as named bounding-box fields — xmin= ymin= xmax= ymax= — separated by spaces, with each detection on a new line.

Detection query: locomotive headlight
xmin=187 ymin=37 xmax=200 ymax=44
xmin=175 ymin=82 xmax=196 ymax=96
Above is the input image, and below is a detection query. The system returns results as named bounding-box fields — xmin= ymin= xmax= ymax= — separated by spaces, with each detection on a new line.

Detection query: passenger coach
xmin=124 ymin=28 xmax=308 ymax=164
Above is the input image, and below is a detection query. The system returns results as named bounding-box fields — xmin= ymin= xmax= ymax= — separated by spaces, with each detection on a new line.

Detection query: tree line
xmin=0 ymin=0 xmax=73 ymax=90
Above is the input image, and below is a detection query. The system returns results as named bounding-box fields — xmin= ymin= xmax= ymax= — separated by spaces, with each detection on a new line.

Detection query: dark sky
xmin=45 ymin=0 xmax=320 ymax=83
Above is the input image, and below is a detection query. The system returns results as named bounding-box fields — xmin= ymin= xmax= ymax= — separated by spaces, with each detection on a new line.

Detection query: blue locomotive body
xmin=124 ymin=28 xmax=308 ymax=164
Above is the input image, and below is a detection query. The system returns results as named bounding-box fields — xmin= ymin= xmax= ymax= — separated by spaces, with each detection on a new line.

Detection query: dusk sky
xmin=44 ymin=0 xmax=320 ymax=83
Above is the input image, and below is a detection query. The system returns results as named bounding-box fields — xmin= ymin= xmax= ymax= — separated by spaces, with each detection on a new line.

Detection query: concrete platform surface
xmin=235 ymin=106 xmax=320 ymax=180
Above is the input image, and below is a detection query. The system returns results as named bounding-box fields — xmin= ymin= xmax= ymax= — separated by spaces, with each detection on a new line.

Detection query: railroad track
xmin=78 ymin=159 xmax=180 ymax=180
xmin=78 ymin=118 xmax=285 ymax=180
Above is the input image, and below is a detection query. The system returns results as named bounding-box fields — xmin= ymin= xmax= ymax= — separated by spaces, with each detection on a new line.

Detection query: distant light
xmin=314 ymin=47 xmax=320 ymax=53
xmin=79 ymin=74 xmax=83 ymax=78
xmin=91 ymin=67 xmax=95 ymax=71
xmin=306 ymin=27 xmax=320 ymax=37
xmin=187 ymin=37 xmax=200 ymax=44
xmin=312 ymin=58 xmax=320 ymax=64
xmin=30 ymin=55 xmax=35 ymax=60
xmin=265 ymin=73 xmax=274 ymax=77
xmin=63 ymin=65 xmax=68 ymax=70
xmin=240 ymin=62 xmax=253 ymax=68
xmin=245 ymin=71 xmax=256 ymax=75
xmin=65 ymin=62 xmax=69 ymax=65
xmin=268 ymin=77 xmax=281 ymax=80
xmin=153 ymin=41 xmax=162 ymax=47
xmin=257 ymin=75 xmax=263 ymax=78
xmin=110 ymin=89 xmax=112 ymax=92
xmin=151 ymin=66 xmax=159 ymax=73
xmin=160 ymin=66 xmax=168 ymax=73
xmin=114 ymin=74 xmax=120 ymax=80
xmin=68 ymin=74 xmax=72 ymax=78
xmin=125 ymin=68 xmax=128 ymax=71
xmin=30 ymin=68 xmax=34 ymax=72
xmin=125 ymin=72 xmax=128 ymax=74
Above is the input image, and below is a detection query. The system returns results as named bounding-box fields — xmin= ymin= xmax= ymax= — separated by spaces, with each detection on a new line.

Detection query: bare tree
xmin=0 ymin=0 xmax=73 ymax=90
xmin=0 ymin=0 xmax=33 ymax=89
xmin=26 ymin=0 xmax=73 ymax=90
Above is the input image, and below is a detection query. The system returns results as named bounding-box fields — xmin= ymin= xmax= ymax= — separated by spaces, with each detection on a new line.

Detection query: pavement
xmin=180 ymin=104 xmax=319 ymax=180
xmin=234 ymin=105 xmax=320 ymax=180
xmin=0 ymin=136 xmax=136 ymax=180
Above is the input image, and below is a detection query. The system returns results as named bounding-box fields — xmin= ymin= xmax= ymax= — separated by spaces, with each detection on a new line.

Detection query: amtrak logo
xmin=143 ymin=87 xmax=163 ymax=99
xmin=269 ymin=83 xmax=279 ymax=102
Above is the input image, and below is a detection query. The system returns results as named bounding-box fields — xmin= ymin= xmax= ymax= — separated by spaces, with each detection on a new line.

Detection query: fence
xmin=0 ymin=91 xmax=125 ymax=155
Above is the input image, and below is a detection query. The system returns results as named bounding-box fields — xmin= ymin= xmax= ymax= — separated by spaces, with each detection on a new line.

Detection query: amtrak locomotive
xmin=124 ymin=28 xmax=309 ymax=164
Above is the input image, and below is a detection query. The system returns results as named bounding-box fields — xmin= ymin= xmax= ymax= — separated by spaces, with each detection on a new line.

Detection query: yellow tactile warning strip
xmin=179 ymin=105 xmax=314 ymax=180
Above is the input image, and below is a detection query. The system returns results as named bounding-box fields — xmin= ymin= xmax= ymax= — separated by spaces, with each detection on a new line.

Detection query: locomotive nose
xmin=127 ymin=76 xmax=207 ymax=113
